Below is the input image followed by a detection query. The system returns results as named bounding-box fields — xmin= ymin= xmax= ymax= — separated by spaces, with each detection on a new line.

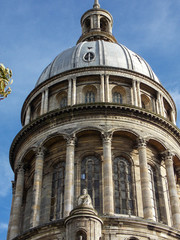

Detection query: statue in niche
xmin=77 ymin=188 xmax=93 ymax=208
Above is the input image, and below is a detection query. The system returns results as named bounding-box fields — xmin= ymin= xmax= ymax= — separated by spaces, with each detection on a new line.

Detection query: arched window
xmin=100 ymin=18 xmax=109 ymax=32
xmin=84 ymin=18 xmax=91 ymax=33
xmin=85 ymin=91 xmax=95 ymax=103
xmin=113 ymin=156 xmax=135 ymax=215
xmin=141 ymin=94 xmax=151 ymax=110
xmin=113 ymin=92 xmax=123 ymax=104
xmin=50 ymin=162 xmax=65 ymax=220
xmin=141 ymin=101 xmax=146 ymax=109
xmin=76 ymin=230 xmax=87 ymax=240
xmin=81 ymin=156 xmax=101 ymax=213
xmin=148 ymin=165 xmax=161 ymax=221
xmin=60 ymin=96 xmax=67 ymax=108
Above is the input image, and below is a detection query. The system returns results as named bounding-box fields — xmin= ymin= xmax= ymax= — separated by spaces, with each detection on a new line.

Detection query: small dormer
xmin=77 ymin=0 xmax=117 ymax=44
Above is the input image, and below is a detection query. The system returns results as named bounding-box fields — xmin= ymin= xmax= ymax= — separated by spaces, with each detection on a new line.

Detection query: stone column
xmin=40 ymin=91 xmax=45 ymax=115
xmin=30 ymin=148 xmax=45 ymax=228
xmin=102 ymin=132 xmax=114 ymax=214
xmin=8 ymin=164 xmax=24 ymax=240
xmin=171 ymin=110 xmax=176 ymax=125
xmin=44 ymin=89 xmax=49 ymax=114
xmin=72 ymin=78 xmax=76 ymax=105
xmin=100 ymin=75 xmax=105 ymax=102
xmin=137 ymin=81 xmax=141 ymax=107
xmin=68 ymin=79 xmax=72 ymax=106
xmin=157 ymin=92 xmax=162 ymax=115
xmin=138 ymin=138 xmax=154 ymax=220
xmin=132 ymin=80 xmax=138 ymax=107
xmin=156 ymin=98 xmax=160 ymax=114
xmin=160 ymin=95 xmax=165 ymax=117
xmin=25 ymin=105 xmax=31 ymax=125
xmin=105 ymin=75 xmax=110 ymax=102
xmin=64 ymin=136 xmax=76 ymax=217
xmin=163 ymin=151 xmax=180 ymax=229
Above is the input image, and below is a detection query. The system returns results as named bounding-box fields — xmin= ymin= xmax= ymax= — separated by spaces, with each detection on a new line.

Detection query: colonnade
xmin=24 ymin=75 xmax=176 ymax=126
xmin=8 ymin=134 xmax=180 ymax=239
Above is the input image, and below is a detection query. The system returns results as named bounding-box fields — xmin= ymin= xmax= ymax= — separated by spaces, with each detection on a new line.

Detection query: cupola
xmin=77 ymin=0 xmax=117 ymax=44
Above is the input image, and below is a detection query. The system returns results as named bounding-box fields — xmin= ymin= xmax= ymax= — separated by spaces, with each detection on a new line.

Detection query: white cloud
xmin=0 ymin=154 xmax=13 ymax=197
xmin=0 ymin=223 xmax=8 ymax=230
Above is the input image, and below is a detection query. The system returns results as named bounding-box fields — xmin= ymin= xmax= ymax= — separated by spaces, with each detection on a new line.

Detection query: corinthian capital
xmin=102 ymin=131 xmax=113 ymax=143
xmin=137 ymin=138 xmax=147 ymax=148
xmin=16 ymin=163 xmax=24 ymax=174
xmin=64 ymin=134 xmax=76 ymax=146
xmin=36 ymin=146 xmax=46 ymax=157
xmin=161 ymin=150 xmax=174 ymax=166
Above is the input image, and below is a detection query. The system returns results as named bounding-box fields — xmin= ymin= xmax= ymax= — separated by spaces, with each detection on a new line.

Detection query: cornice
xmin=12 ymin=216 xmax=180 ymax=240
xmin=10 ymin=104 xmax=180 ymax=170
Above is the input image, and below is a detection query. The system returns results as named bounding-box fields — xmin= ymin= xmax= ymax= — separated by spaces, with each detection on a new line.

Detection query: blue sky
xmin=0 ymin=0 xmax=180 ymax=239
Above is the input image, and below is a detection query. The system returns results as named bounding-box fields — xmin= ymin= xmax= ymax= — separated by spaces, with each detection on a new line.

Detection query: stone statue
xmin=77 ymin=189 xmax=93 ymax=208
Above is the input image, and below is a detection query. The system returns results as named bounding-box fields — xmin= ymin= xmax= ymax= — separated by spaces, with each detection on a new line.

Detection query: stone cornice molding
xmin=10 ymin=104 xmax=180 ymax=170
xmin=11 ymin=217 xmax=180 ymax=240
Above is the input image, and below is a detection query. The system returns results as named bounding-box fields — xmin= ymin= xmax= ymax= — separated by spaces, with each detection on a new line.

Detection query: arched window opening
xmin=84 ymin=18 xmax=91 ymax=33
xmin=60 ymin=96 xmax=67 ymax=108
xmin=113 ymin=92 xmax=123 ymax=104
xmin=100 ymin=18 xmax=109 ymax=32
xmin=81 ymin=156 xmax=102 ymax=213
xmin=76 ymin=230 xmax=87 ymax=240
xmin=113 ymin=156 xmax=135 ymax=215
xmin=148 ymin=165 xmax=161 ymax=222
xmin=85 ymin=91 xmax=95 ymax=103
xmin=141 ymin=94 xmax=151 ymax=110
xmin=50 ymin=162 xmax=65 ymax=220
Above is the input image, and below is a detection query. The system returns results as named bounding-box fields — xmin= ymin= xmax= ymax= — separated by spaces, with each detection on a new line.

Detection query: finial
xmin=93 ymin=0 xmax=100 ymax=9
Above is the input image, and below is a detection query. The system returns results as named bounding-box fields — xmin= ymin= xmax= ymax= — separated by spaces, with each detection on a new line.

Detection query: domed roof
xmin=36 ymin=40 xmax=160 ymax=86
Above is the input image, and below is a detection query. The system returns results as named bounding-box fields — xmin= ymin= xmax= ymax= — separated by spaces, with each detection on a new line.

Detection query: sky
xmin=0 ymin=0 xmax=180 ymax=239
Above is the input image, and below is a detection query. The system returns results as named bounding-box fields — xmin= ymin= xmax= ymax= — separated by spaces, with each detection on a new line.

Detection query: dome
xmin=36 ymin=40 xmax=160 ymax=86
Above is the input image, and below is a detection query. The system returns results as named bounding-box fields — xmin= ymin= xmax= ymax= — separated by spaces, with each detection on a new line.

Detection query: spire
xmin=93 ymin=0 xmax=100 ymax=9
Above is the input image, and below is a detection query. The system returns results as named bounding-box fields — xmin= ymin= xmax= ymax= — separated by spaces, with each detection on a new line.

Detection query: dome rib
xmin=35 ymin=40 xmax=160 ymax=86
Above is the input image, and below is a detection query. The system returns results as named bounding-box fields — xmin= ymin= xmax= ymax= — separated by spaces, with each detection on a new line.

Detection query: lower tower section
xmin=65 ymin=189 xmax=103 ymax=240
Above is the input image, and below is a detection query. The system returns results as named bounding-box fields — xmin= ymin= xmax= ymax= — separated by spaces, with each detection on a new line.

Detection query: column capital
xmin=137 ymin=138 xmax=147 ymax=148
xmin=161 ymin=150 xmax=173 ymax=163
xmin=16 ymin=163 xmax=24 ymax=174
xmin=64 ymin=135 xmax=76 ymax=146
xmin=36 ymin=146 xmax=46 ymax=158
xmin=102 ymin=131 xmax=113 ymax=143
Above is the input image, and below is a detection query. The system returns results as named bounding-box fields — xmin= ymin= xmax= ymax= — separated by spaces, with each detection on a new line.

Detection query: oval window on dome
xmin=83 ymin=52 xmax=95 ymax=62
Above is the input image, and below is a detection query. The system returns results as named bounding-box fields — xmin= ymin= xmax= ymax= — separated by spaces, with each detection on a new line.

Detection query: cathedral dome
xmin=36 ymin=40 xmax=160 ymax=86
